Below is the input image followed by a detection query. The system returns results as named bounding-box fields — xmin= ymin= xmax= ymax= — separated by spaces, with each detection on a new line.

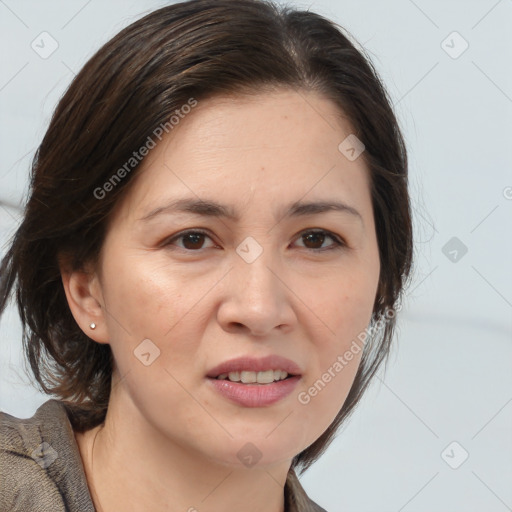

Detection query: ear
xmin=59 ymin=258 xmax=109 ymax=344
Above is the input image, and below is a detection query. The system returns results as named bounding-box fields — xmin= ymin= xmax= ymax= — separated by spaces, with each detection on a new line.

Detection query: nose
xmin=216 ymin=248 xmax=296 ymax=337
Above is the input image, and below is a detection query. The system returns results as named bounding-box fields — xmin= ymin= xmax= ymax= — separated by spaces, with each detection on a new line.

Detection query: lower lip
xmin=207 ymin=376 xmax=301 ymax=407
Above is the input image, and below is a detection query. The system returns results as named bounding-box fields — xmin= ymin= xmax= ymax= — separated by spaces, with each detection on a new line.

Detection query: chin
xmin=201 ymin=429 xmax=305 ymax=469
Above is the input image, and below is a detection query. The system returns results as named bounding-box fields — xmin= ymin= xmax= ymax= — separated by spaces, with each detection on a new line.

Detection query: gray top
xmin=0 ymin=399 xmax=327 ymax=511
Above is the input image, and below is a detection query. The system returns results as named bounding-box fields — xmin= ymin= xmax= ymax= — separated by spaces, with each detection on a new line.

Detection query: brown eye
xmin=302 ymin=232 xmax=326 ymax=249
xmin=164 ymin=228 xmax=344 ymax=253
xmin=181 ymin=232 xmax=207 ymax=250
xmin=165 ymin=230 xmax=215 ymax=251
xmin=294 ymin=230 xmax=344 ymax=251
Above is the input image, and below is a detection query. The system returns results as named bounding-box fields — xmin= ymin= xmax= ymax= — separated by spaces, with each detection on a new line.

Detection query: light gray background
xmin=1 ymin=1 xmax=511 ymax=511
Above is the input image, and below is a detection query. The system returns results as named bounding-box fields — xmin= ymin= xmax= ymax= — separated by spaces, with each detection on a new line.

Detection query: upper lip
xmin=206 ymin=355 xmax=302 ymax=378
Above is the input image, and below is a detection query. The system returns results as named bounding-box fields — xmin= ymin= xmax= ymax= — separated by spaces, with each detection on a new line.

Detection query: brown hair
xmin=0 ymin=0 xmax=412 ymax=474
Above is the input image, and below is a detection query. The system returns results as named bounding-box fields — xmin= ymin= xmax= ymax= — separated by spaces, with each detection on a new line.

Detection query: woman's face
xmin=88 ymin=88 xmax=380 ymax=468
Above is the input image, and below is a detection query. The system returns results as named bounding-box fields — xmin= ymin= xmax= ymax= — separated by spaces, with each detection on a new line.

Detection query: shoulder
xmin=0 ymin=399 xmax=95 ymax=512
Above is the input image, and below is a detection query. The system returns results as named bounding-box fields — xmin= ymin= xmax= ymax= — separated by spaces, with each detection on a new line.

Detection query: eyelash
xmin=163 ymin=228 xmax=346 ymax=253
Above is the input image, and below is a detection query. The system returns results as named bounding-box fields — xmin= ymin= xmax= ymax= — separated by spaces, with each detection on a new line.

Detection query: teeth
xmin=216 ymin=370 xmax=289 ymax=384
xmin=229 ymin=371 xmax=240 ymax=382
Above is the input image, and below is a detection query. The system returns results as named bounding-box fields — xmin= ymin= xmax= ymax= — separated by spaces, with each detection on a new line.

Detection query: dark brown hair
xmin=0 ymin=0 xmax=412 ymax=474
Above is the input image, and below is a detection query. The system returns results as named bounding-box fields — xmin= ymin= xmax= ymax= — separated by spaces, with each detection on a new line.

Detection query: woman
xmin=0 ymin=0 xmax=413 ymax=510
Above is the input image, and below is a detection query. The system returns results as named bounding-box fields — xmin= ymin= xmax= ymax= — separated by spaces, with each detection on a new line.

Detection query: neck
xmin=75 ymin=389 xmax=290 ymax=512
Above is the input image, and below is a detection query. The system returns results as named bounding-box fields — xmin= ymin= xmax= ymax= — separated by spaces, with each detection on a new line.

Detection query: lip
xmin=206 ymin=354 xmax=303 ymax=378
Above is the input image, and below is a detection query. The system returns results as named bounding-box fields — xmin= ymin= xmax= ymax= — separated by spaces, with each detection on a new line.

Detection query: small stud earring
xmin=90 ymin=322 xmax=96 ymax=330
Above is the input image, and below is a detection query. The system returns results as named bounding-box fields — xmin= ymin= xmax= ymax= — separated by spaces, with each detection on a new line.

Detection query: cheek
xmin=295 ymin=304 xmax=368 ymax=443
xmin=99 ymin=256 xmax=210 ymax=425
xmin=99 ymin=254 xmax=207 ymax=373
xmin=102 ymin=250 xmax=195 ymax=328
xmin=305 ymin=260 xmax=379 ymax=350
xmin=298 ymin=349 xmax=363 ymax=430
xmin=293 ymin=263 xmax=378 ymax=434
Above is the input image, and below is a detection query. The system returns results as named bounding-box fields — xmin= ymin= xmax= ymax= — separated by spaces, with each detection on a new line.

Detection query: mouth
xmin=205 ymin=356 xmax=302 ymax=407
xmin=210 ymin=369 xmax=296 ymax=385
xmin=206 ymin=354 xmax=303 ymax=384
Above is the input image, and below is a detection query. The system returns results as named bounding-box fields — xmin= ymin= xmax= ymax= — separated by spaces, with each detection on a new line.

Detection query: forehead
xmin=165 ymin=88 xmax=355 ymax=157
xmin=114 ymin=88 xmax=371 ymax=222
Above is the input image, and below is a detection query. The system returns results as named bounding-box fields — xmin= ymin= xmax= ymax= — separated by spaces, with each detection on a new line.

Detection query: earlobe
xmin=60 ymin=265 xmax=109 ymax=344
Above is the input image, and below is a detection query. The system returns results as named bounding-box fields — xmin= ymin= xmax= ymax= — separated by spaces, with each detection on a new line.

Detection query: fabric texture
xmin=1 ymin=399 xmax=327 ymax=511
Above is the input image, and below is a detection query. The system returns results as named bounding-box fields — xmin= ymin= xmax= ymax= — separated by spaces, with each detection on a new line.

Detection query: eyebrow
xmin=138 ymin=197 xmax=363 ymax=224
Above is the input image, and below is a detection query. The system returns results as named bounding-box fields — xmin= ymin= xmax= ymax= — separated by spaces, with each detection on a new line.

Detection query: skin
xmin=61 ymin=88 xmax=380 ymax=512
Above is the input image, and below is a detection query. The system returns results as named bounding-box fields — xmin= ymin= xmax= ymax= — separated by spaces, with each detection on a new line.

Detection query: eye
xmin=163 ymin=228 xmax=345 ymax=252
xmin=164 ymin=229 xmax=216 ymax=251
xmin=293 ymin=229 xmax=345 ymax=251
